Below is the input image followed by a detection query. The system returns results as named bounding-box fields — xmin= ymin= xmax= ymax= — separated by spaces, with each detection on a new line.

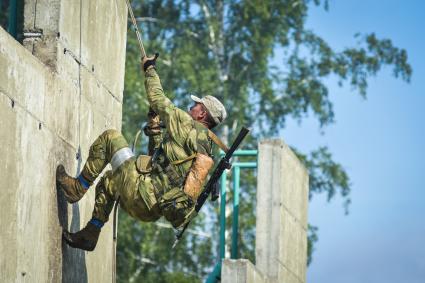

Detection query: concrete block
xmin=279 ymin=209 xmax=308 ymax=283
xmin=222 ymin=259 xmax=269 ymax=283
xmin=56 ymin=40 xmax=81 ymax=85
xmin=0 ymin=28 xmax=48 ymax=120
xmin=58 ymin=0 xmax=81 ymax=59
xmin=22 ymin=0 xmax=37 ymax=52
xmin=43 ymin=74 xmax=79 ymax=148
xmin=14 ymin=110 xmax=59 ymax=282
xmin=23 ymin=0 xmax=37 ymax=30
xmin=34 ymin=0 xmax=61 ymax=35
xmin=0 ymin=91 xmax=20 ymax=282
xmin=31 ymin=34 xmax=59 ymax=69
xmin=80 ymin=0 xmax=127 ymax=98
xmin=22 ymin=0 xmax=61 ymax=68
xmin=256 ymin=140 xmax=284 ymax=280
xmin=255 ymin=139 xmax=309 ymax=283
xmin=0 ymin=91 xmax=77 ymax=282
xmin=278 ymin=266 xmax=302 ymax=283
xmin=81 ymin=67 xmax=118 ymax=117
xmin=78 ymin=95 xmax=118 ymax=158
xmin=0 ymin=0 xmax=126 ymax=278
xmin=280 ymin=143 xmax=309 ymax=229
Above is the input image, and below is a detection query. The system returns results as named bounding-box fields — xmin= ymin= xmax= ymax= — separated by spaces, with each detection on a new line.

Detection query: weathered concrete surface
xmin=23 ymin=0 xmax=61 ymax=68
xmin=220 ymin=139 xmax=309 ymax=283
xmin=22 ymin=0 xmax=127 ymax=97
xmin=255 ymin=139 xmax=309 ymax=283
xmin=0 ymin=0 xmax=127 ymax=281
xmin=222 ymin=259 xmax=269 ymax=283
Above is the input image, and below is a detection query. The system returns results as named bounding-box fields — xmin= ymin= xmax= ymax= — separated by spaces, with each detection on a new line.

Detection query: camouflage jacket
xmin=142 ymin=67 xmax=214 ymax=227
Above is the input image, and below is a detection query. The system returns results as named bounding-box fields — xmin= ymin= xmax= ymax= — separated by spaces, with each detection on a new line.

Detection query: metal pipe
xmin=205 ymin=171 xmax=227 ymax=283
xmin=219 ymin=171 xmax=227 ymax=259
xmin=205 ymin=262 xmax=221 ymax=283
xmin=220 ymin=149 xmax=257 ymax=157
xmin=8 ymin=0 xmax=17 ymax=38
xmin=231 ymin=162 xmax=257 ymax=168
xmin=231 ymin=166 xmax=240 ymax=259
xmin=207 ymin=149 xmax=257 ymax=282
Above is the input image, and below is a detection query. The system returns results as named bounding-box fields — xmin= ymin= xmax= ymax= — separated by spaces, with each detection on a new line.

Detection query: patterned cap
xmin=190 ymin=95 xmax=227 ymax=125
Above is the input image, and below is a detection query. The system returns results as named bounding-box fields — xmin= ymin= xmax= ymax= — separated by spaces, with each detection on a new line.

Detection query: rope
xmin=112 ymin=197 xmax=120 ymax=283
xmin=132 ymin=129 xmax=142 ymax=152
xmin=112 ymin=1 xmax=148 ymax=278
xmin=124 ymin=0 xmax=146 ymax=58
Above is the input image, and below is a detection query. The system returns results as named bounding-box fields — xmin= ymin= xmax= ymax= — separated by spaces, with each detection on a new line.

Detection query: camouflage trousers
xmin=81 ymin=129 xmax=161 ymax=223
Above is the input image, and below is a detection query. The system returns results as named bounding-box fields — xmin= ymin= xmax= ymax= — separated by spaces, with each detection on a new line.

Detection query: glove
xmin=143 ymin=107 xmax=161 ymax=136
xmin=142 ymin=53 xmax=159 ymax=72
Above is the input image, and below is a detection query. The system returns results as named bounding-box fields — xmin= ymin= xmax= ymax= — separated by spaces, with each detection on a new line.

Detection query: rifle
xmin=172 ymin=127 xmax=250 ymax=248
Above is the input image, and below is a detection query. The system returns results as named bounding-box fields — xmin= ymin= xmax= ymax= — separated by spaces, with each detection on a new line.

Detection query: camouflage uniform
xmin=86 ymin=67 xmax=213 ymax=228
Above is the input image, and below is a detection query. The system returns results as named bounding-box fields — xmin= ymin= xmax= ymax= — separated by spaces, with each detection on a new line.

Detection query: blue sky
xmin=281 ymin=1 xmax=425 ymax=282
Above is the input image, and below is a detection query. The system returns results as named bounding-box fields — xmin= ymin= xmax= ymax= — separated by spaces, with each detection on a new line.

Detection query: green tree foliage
xmin=119 ymin=0 xmax=411 ymax=281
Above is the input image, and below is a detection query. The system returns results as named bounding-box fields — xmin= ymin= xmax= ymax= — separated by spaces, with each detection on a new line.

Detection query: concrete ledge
xmin=222 ymin=259 xmax=269 ymax=283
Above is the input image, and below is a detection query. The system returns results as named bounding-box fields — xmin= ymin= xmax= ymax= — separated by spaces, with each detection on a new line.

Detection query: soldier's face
xmin=189 ymin=103 xmax=207 ymax=121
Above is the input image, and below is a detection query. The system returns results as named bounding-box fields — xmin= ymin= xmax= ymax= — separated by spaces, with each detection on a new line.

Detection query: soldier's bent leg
xmin=92 ymin=171 xmax=116 ymax=223
xmin=62 ymin=171 xmax=115 ymax=251
xmin=62 ymin=221 xmax=100 ymax=252
xmin=82 ymin=129 xmax=130 ymax=182
xmin=57 ymin=129 xmax=130 ymax=203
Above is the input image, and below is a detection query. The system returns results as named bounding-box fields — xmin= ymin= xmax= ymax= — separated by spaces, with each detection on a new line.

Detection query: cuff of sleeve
xmin=145 ymin=66 xmax=157 ymax=76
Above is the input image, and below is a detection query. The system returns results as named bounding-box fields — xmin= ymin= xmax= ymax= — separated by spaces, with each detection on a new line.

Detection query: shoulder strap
xmin=192 ymin=120 xmax=229 ymax=153
xmin=208 ymin=130 xmax=229 ymax=153
xmin=170 ymin=153 xmax=197 ymax=165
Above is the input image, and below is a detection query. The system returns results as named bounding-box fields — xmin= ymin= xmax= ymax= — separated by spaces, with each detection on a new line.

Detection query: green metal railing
xmin=8 ymin=0 xmax=18 ymax=37
xmin=206 ymin=150 xmax=257 ymax=283
xmin=1 ymin=0 xmax=23 ymax=39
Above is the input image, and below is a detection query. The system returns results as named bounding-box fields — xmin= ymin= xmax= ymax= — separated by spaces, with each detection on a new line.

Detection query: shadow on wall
xmin=56 ymin=146 xmax=88 ymax=283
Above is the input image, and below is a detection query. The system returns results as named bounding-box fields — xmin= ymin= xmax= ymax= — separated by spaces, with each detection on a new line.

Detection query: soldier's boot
xmin=62 ymin=221 xmax=101 ymax=251
xmin=56 ymin=165 xmax=92 ymax=203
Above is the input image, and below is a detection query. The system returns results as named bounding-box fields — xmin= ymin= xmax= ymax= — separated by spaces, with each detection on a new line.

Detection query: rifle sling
xmin=208 ymin=130 xmax=228 ymax=153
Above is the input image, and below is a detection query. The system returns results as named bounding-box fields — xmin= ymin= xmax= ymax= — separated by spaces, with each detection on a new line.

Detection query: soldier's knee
xmin=96 ymin=170 xmax=113 ymax=195
xmin=102 ymin=129 xmax=120 ymax=139
xmin=99 ymin=170 xmax=113 ymax=184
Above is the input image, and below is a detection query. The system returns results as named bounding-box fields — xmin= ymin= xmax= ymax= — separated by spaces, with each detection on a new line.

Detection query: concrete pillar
xmin=221 ymin=139 xmax=309 ymax=283
xmin=221 ymin=259 xmax=269 ymax=283
xmin=256 ymin=139 xmax=309 ymax=283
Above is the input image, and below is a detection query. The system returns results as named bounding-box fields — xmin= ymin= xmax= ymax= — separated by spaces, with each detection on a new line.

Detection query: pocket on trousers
xmin=138 ymin=177 xmax=158 ymax=211
xmin=158 ymin=188 xmax=195 ymax=229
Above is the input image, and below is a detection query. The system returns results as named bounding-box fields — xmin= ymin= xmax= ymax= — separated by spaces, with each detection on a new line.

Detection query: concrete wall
xmin=222 ymin=139 xmax=309 ymax=283
xmin=0 ymin=0 xmax=127 ymax=282
xmin=256 ymin=139 xmax=309 ymax=283
xmin=222 ymin=259 xmax=269 ymax=283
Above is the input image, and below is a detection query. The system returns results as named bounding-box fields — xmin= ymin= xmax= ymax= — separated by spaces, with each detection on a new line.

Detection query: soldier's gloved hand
xmin=142 ymin=53 xmax=159 ymax=72
xmin=143 ymin=107 xmax=162 ymax=136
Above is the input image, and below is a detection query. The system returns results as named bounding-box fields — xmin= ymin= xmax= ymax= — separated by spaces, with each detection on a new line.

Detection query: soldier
xmin=58 ymin=55 xmax=227 ymax=251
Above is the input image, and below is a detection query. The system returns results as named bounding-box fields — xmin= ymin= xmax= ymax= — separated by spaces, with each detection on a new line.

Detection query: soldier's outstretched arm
xmin=142 ymin=55 xmax=175 ymax=123
xmin=142 ymin=55 xmax=193 ymax=143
